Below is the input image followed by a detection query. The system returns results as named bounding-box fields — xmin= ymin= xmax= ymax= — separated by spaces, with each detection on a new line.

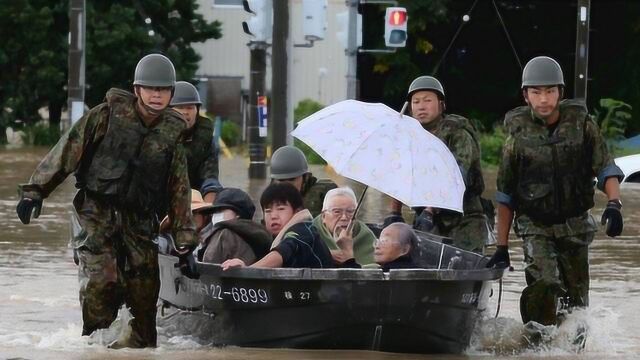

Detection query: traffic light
xmin=242 ymin=0 xmax=272 ymax=42
xmin=384 ymin=7 xmax=407 ymax=47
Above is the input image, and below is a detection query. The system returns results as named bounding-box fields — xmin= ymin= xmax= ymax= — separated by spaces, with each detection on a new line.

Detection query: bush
xmin=220 ymin=120 xmax=241 ymax=147
xmin=21 ymin=122 xmax=60 ymax=146
xmin=480 ymin=127 xmax=506 ymax=166
xmin=294 ymin=99 xmax=326 ymax=165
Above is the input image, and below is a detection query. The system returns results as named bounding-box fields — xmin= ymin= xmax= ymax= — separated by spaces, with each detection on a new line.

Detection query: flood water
xmin=1 ymin=146 xmax=639 ymax=359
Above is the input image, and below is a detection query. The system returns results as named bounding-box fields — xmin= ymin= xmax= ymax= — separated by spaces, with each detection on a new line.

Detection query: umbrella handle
xmin=346 ymin=186 xmax=369 ymax=233
xmin=399 ymin=101 xmax=408 ymax=116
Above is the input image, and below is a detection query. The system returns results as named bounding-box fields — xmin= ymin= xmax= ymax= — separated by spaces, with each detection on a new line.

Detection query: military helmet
xmin=270 ymin=145 xmax=309 ymax=179
xmin=133 ymin=54 xmax=176 ymax=87
xmin=170 ymin=81 xmax=202 ymax=106
xmin=407 ymin=76 xmax=445 ymax=101
xmin=521 ymin=56 xmax=565 ymax=88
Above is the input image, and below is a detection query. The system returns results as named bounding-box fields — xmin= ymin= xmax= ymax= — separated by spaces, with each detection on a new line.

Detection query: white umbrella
xmin=291 ymin=99 xmax=465 ymax=212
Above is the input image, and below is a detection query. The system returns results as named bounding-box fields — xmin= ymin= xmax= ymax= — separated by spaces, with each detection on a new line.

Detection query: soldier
xmin=488 ymin=56 xmax=624 ymax=333
xmin=170 ymin=81 xmax=221 ymax=203
xmin=385 ymin=76 xmax=490 ymax=254
xmin=15 ymin=54 xmax=196 ymax=348
xmin=269 ymin=145 xmax=337 ymax=217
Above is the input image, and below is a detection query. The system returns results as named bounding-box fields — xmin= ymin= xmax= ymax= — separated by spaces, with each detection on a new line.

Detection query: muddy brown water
xmin=1 ymin=146 xmax=638 ymax=359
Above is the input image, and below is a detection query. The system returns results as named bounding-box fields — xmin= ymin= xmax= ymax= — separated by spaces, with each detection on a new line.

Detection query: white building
xmin=193 ymin=0 xmax=350 ymax=120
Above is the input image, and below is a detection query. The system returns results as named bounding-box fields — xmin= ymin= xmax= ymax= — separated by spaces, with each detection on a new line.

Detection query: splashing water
xmin=468 ymin=302 xmax=627 ymax=357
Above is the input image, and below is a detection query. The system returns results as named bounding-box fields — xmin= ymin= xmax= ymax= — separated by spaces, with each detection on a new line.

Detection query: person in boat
xmin=222 ymin=182 xmax=334 ymax=269
xmin=383 ymin=75 xmax=490 ymax=254
xmin=196 ymin=187 xmax=272 ymax=264
xmin=15 ymin=54 xmax=196 ymax=348
xmin=269 ymin=145 xmax=337 ymax=217
xmin=170 ymin=81 xmax=222 ymax=203
xmin=488 ymin=56 xmax=624 ymax=330
xmin=313 ymin=187 xmax=376 ymax=266
xmin=157 ymin=189 xmax=215 ymax=248
xmin=373 ymin=223 xmax=418 ymax=271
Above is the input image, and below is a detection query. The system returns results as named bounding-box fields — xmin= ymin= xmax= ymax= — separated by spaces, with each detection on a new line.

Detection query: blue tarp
xmin=617 ymin=135 xmax=640 ymax=149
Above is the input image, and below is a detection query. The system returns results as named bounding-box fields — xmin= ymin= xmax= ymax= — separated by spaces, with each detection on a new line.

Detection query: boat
xmin=157 ymin=230 xmax=505 ymax=354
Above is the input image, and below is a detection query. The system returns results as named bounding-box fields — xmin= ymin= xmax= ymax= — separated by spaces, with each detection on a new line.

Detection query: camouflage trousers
xmin=519 ymin=232 xmax=592 ymax=326
xmin=72 ymin=191 xmax=160 ymax=348
xmin=432 ymin=211 xmax=489 ymax=254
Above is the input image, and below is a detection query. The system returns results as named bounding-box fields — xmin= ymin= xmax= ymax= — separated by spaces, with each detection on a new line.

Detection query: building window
xmin=213 ymin=0 xmax=243 ymax=8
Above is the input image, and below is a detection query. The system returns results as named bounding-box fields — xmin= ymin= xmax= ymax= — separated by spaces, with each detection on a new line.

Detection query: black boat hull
xmin=158 ymin=243 xmax=503 ymax=354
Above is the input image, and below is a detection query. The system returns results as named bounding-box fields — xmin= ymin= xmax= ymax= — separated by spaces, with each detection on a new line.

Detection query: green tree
xmin=0 ymin=0 xmax=221 ymax=142
xmin=0 ymin=1 xmax=67 ymax=133
xmin=294 ymin=99 xmax=325 ymax=164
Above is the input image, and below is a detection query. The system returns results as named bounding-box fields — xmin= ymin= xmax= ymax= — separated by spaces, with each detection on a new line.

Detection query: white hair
xmin=322 ymin=187 xmax=357 ymax=211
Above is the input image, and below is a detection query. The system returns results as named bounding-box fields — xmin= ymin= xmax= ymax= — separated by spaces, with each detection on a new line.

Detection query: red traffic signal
xmin=384 ymin=7 xmax=408 ymax=47
xmin=388 ymin=9 xmax=407 ymax=26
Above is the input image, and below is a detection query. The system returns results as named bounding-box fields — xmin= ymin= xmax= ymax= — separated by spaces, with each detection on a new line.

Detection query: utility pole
xmin=346 ymin=0 xmax=359 ymax=99
xmin=248 ymin=44 xmax=267 ymax=179
xmin=271 ymin=0 xmax=289 ymax=151
xmin=574 ymin=0 xmax=590 ymax=101
xmin=66 ymin=0 xmax=86 ymax=132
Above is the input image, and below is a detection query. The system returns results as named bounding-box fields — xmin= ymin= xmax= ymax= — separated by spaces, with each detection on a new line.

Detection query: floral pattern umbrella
xmin=291 ymin=100 xmax=465 ymax=212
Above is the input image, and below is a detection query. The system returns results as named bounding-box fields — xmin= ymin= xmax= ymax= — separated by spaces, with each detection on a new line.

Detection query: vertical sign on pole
xmin=258 ymin=95 xmax=268 ymax=137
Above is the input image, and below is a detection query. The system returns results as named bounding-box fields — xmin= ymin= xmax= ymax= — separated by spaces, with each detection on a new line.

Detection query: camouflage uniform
xmin=19 ymin=88 xmax=196 ymax=347
xmin=184 ymin=114 xmax=221 ymax=195
xmin=422 ymin=114 xmax=488 ymax=253
xmin=496 ymin=99 xmax=623 ymax=325
xmin=301 ymin=175 xmax=338 ymax=217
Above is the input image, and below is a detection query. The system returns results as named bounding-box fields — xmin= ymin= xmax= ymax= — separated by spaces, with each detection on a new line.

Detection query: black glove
xmin=176 ymin=248 xmax=199 ymax=279
xmin=16 ymin=193 xmax=43 ymax=225
xmin=601 ymin=199 xmax=623 ymax=237
xmin=382 ymin=212 xmax=405 ymax=228
xmin=486 ymin=245 xmax=510 ymax=269
xmin=414 ymin=210 xmax=434 ymax=232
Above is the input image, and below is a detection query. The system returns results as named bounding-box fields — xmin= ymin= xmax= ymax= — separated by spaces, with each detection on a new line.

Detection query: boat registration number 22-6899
xmin=205 ymin=284 xmax=269 ymax=304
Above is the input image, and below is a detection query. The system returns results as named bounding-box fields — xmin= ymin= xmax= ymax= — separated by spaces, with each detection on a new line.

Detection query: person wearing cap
xmin=15 ymin=54 xmax=195 ymax=348
xmin=170 ymin=81 xmax=221 ymax=203
xmin=488 ymin=56 xmax=624 ymax=332
xmin=269 ymin=145 xmax=337 ymax=217
xmin=196 ymin=188 xmax=272 ymax=264
xmin=384 ymin=75 xmax=489 ymax=254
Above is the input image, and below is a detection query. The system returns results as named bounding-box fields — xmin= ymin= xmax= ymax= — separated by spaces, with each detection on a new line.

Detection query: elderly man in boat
xmin=222 ymin=184 xmax=415 ymax=270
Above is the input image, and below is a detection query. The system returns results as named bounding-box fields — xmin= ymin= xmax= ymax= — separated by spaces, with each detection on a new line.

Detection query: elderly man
xmin=374 ymin=222 xmax=418 ymax=271
xmin=312 ymin=187 xmax=376 ymax=266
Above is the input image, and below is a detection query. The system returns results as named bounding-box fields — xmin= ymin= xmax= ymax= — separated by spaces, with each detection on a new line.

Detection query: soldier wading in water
xmin=487 ymin=56 xmax=624 ymax=347
xmin=16 ymin=54 xmax=196 ymax=348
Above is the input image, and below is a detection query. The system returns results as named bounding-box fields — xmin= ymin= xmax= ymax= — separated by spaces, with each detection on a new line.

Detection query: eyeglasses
xmin=375 ymin=237 xmax=397 ymax=246
xmin=325 ymin=207 xmax=356 ymax=217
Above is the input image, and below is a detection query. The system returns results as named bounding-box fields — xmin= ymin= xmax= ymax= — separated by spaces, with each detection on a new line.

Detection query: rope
xmin=432 ymin=0 xmax=523 ymax=75
xmin=431 ymin=0 xmax=480 ymax=76
xmin=492 ymin=0 xmax=522 ymax=71
xmin=494 ymin=277 xmax=504 ymax=318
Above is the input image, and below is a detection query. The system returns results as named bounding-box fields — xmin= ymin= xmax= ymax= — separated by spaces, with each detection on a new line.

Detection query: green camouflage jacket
xmin=19 ymin=88 xmax=196 ymax=247
xmin=497 ymin=99 xmax=623 ymax=232
xmin=184 ymin=115 xmax=220 ymax=194
xmin=301 ymin=175 xmax=338 ymax=217
xmin=423 ymin=113 xmax=485 ymax=216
